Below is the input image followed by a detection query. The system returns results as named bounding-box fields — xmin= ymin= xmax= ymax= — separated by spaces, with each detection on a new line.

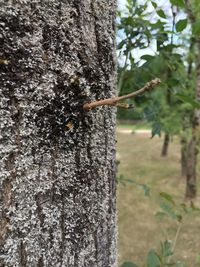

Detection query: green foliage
xmin=192 ymin=20 xmax=200 ymax=36
xmin=169 ymin=0 xmax=185 ymax=7
xmin=175 ymin=19 xmax=188 ymax=32
xmin=156 ymin=9 xmax=166 ymax=19
xmin=117 ymin=174 xmax=151 ymax=197
xmin=147 ymin=249 xmax=161 ymax=267
xmin=117 ymin=1 xmax=200 ymax=265
xmin=117 ymin=0 xmax=197 ymax=140
xmin=120 ymin=190 xmax=200 ymax=267
xmin=176 ymin=93 xmax=200 ymax=109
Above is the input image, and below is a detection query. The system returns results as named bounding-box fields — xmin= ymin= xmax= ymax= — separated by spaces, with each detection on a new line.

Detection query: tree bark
xmin=0 ymin=1 xmax=117 ymax=266
xmin=185 ymin=39 xmax=200 ymax=199
xmin=161 ymin=133 xmax=170 ymax=157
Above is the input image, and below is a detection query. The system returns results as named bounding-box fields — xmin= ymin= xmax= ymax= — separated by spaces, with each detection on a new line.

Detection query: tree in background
xmin=117 ymin=0 xmax=200 ymax=198
xmin=117 ymin=0 xmax=185 ymax=139
xmin=0 ymin=1 xmax=117 ymax=266
xmin=184 ymin=0 xmax=200 ymax=198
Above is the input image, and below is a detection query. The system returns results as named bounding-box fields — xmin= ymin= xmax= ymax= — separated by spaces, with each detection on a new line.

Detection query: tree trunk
xmin=180 ymin=134 xmax=187 ymax=178
xmin=185 ymin=39 xmax=200 ymax=199
xmin=185 ymin=137 xmax=197 ymax=198
xmin=0 ymin=1 xmax=117 ymax=266
xmin=180 ymin=37 xmax=194 ymax=178
xmin=161 ymin=133 xmax=170 ymax=157
xmin=161 ymin=69 xmax=171 ymax=157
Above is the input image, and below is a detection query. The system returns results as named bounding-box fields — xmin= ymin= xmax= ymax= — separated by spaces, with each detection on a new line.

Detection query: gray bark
xmin=0 ymin=1 xmax=117 ymax=266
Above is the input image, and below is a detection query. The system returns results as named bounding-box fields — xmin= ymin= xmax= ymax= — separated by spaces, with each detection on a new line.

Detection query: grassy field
xmin=117 ymin=126 xmax=200 ymax=267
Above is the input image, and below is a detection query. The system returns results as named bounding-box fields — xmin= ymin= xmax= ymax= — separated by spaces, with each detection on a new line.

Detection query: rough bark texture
xmin=185 ymin=39 xmax=200 ymax=198
xmin=0 ymin=1 xmax=117 ymax=266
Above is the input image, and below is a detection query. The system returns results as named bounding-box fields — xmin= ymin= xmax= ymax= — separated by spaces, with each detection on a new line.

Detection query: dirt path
xmin=117 ymin=128 xmax=151 ymax=136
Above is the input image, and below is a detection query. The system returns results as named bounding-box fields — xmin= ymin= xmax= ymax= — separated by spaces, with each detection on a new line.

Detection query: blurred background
xmin=116 ymin=0 xmax=200 ymax=266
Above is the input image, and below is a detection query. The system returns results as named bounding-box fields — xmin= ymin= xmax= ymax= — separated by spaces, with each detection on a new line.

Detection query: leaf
xmin=121 ymin=262 xmax=139 ymax=267
xmin=159 ymin=202 xmax=181 ymax=221
xmin=170 ymin=0 xmax=185 ymax=7
xmin=156 ymin=9 xmax=166 ymax=19
xmin=160 ymin=240 xmax=173 ymax=257
xmin=151 ymin=122 xmax=162 ymax=138
xmin=176 ymin=19 xmax=187 ymax=32
xmin=141 ymin=55 xmax=155 ymax=61
xmin=176 ymin=93 xmax=200 ymax=109
xmin=139 ymin=183 xmax=151 ymax=197
xmin=117 ymin=40 xmax=126 ymax=50
xmin=160 ymin=192 xmax=175 ymax=205
xmin=192 ymin=21 xmax=200 ymax=36
xmin=151 ymin=1 xmax=157 ymax=8
xmin=164 ymin=44 xmax=179 ymax=51
xmin=147 ymin=249 xmax=161 ymax=267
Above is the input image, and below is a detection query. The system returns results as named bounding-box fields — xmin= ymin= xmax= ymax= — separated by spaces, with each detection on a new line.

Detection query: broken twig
xmin=83 ymin=78 xmax=161 ymax=111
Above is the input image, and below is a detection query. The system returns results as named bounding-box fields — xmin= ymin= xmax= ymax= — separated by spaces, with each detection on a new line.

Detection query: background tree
xmin=117 ymin=0 xmax=185 ymax=140
xmin=0 ymin=1 xmax=117 ymax=266
xmin=183 ymin=0 xmax=200 ymax=198
xmin=117 ymin=0 xmax=200 ymax=198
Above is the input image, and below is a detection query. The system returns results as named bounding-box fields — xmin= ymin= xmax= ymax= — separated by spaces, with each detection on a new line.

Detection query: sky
xmin=118 ymin=0 xmax=126 ymax=10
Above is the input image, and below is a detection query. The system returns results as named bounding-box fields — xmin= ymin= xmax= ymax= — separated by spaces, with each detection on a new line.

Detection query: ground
xmin=117 ymin=125 xmax=200 ymax=267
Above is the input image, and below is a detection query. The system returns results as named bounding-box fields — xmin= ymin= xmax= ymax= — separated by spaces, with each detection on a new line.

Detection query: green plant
xmin=119 ymin=189 xmax=200 ymax=267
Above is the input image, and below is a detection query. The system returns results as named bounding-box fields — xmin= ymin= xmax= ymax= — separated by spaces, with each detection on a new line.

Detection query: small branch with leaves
xmin=83 ymin=78 xmax=161 ymax=111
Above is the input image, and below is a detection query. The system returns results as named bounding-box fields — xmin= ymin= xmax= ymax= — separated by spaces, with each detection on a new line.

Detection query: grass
xmin=117 ymin=128 xmax=200 ymax=267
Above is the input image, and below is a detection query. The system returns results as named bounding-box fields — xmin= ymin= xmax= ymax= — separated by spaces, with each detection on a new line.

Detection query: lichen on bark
xmin=0 ymin=1 xmax=117 ymax=266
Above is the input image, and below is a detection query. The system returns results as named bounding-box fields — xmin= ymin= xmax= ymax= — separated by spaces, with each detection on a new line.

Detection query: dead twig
xmin=83 ymin=78 xmax=161 ymax=111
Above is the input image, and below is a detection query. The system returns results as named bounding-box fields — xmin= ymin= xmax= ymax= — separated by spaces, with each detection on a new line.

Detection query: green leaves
xmin=175 ymin=19 xmax=188 ymax=32
xmin=170 ymin=0 xmax=185 ymax=8
xmin=192 ymin=20 xmax=200 ymax=36
xmin=147 ymin=249 xmax=161 ymax=267
xmin=160 ymin=192 xmax=175 ymax=205
xmin=139 ymin=183 xmax=151 ymax=197
xmin=151 ymin=1 xmax=157 ymax=9
xmin=176 ymin=93 xmax=200 ymax=109
xmin=117 ymin=174 xmax=151 ymax=197
xmin=156 ymin=9 xmax=166 ymax=19
xmin=121 ymin=262 xmax=139 ymax=267
xmin=160 ymin=240 xmax=173 ymax=257
xmin=141 ymin=55 xmax=155 ymax=61
xmin=151 ymin=122 xmax=162 ymax=138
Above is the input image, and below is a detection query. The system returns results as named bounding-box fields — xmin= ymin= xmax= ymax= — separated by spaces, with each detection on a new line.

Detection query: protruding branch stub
xmin=83 ymin=78 xmax=161 ymax=111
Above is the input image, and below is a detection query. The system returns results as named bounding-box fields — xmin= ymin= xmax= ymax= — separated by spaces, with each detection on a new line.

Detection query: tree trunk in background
xmin=180 ymin=37 xmax=195 ymax=178
xmin=161 ymin=133 xmax=170 ymax=157
xmin=185 ymin=39 xmax=200 ymax=198
xmin=0 ymin=1 xmax=117 ymax=266
xmin=185 ymin=137 xmax=197 ymax=198
xmin=161 ymin=71 xmax=172 ymax=157
xmin=180 ymin=133 xmax=187 ymax=178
